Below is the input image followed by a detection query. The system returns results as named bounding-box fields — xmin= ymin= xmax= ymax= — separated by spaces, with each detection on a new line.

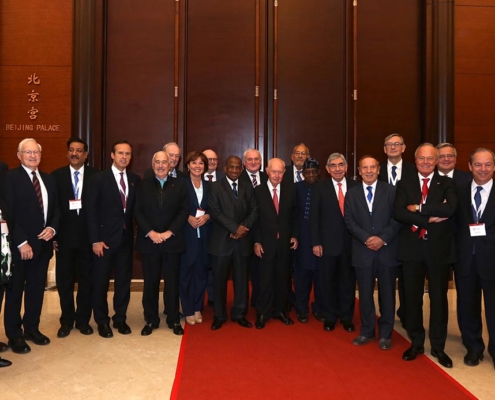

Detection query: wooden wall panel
xmin=104 ymin=0 xmax=176 ymax=175
xmin=184 ymin=0 xmax=257 ymax=165
xmin=356 ymin=0 xmax=422 ymax=167
xmin=454 ymin=4 xmax=495 ymax=164
xmin=275 ymin=0 xmax=347 ymax=172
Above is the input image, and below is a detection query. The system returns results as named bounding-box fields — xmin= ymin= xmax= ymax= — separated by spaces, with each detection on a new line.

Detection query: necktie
xmin=273 ymin=188 xmax=279 ymax=214
xmin=73 ymin=170 xmax=80 ymax=199
xmin=474 ymin=186 xmax=483 ymax=221
xmin=367 ymin=186 xmax=373 ymax=202
xmin=415 ymin=178 xmax=430 ymax=238
xmin=337 ymin=183 xmax=345 ymax=216
xmin=207 ymin=174 xmax=213 ymax=181
xmin=251 ymin=174 xmax=258 ymax=188
xmin=119 ymin=172 xmax=126 ymax=209
xmin=32 ymin=171 xmax=43 ymax=210
xmin=232 ymin=182 xmax=238 ymax=199
xmin=390 ymin=165 xmax=397 ymax=185
xmin=296 ymin=170 xmax=302 ymax=182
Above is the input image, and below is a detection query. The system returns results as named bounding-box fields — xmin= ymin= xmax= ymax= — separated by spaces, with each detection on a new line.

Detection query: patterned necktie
xmin=367 ymin=186 xmax=373 ymax=202
xmin=273 ymin=188 xmax=279 ymax=214
xmin=474 ymin=186 xmax=483 ymax=221
xmin=207 ymin=174 xmax=213 ymax=182
xmin=32 ymin=171 xmax=43 ymax=210
xmin=232 ymin=182 xmax=238 ymax=199
xmin=390 ymin=165 xmax=397 ymax=185
xmin=251 ymin=174 xmax=258 ymax=188
xmin=119 ymin=172 xmax=126 ymax=209
xmin=73 ymin=170 xmax=80 ymax=199
xmin=337 ymin=183 xmax=345 ymax=216
xmin=296 ymin=170 xmax=302 ymax=182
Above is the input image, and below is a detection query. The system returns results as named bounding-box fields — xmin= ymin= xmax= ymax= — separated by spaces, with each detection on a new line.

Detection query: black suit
xmin=254 ymin=181 xmax=297 ymax=317
xmin=207 ymin=177 xmax=258 ymax=322
xmin=454 ymin=180 xmax=495 ymax=359
xmin=0 ymin=160 xmax=8 ymax=184
xmin=394 ymin=172 xmax=457 ymax=351
xmin=310 ymin=177 xmax=358 ymax=324
xmin=86 ymin=168 xmax=140 ymax=326
xmin=378 ymin=160 xmax=416 ymax=184
xmin=281 ymin=165 xmax=304 ymax=184
xmin=51 ymin=165 xmax=99 ymax=328
xmin=451 ymin=169 xmax=472 ymax=187
xmin=345 ymin=181 xmax=401 ymax=339
xmin=134 ymin=176 xmax=189 ymax=325
xmin=204 ymin=170 xmax=225 ymax=182
xmin=0 ymin=167 xmax=60 ymax=339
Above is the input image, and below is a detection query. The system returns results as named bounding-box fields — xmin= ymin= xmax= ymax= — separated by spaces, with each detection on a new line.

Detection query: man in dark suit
xmin=208 ymin=156 xmax=258 ymax=330
xmin=0 ymin=138 xmax=60 ymax=354
xmin=436 ymin=143 xmax=472 ymax=187
xmin=454 ymin=148 xmax=495 ymax=368
xmin=144 ymin=142 xmax=186 ymax=180
xmin=51 ymin=137 xmax=99 ymax=338
xmin=378 ymin=133 xmax=416 ymax=328
xmin=87 ymin=140 xmax=140 ymax=338
xmin=311 ymin=153 xmax=358 ymax=331
xmin=394 ymin=143 xmax=457 ymax=368
xmin=254 ymin=158 xmax=298 ymax=328
xmin=134 ymin=151 xmax=189 ymax=336
xmin=203 ymin=149 xmax=224 ymax=182
xmin=239 ymin=148 xmax=267 ymax=308
xmin=345 ymin=156 xmax=401 ymax=350
xmin=282 ymin=143 xmax=310 ymax=184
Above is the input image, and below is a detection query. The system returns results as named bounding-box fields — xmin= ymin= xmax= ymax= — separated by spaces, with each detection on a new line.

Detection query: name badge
xmin=69 ymin=199 xmax=82 ymax=210
xmin=195 ymin=208 xmax=205 ymax=218
xmin=469 ymin=223 xmax=486 ymax=237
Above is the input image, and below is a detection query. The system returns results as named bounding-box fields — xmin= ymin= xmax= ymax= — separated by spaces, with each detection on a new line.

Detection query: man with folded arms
xmin=345 ymin=156 xmax=401 ymax=350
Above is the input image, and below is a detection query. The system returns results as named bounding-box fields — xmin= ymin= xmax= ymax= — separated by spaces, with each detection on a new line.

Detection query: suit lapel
xmin=480 ymin=184 xmax=495 ymax=223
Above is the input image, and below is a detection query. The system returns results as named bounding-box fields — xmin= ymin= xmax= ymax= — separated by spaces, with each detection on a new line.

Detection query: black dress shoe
xmin=167 ymin=322 xmax=184 ymax=336
xmin=0 ymin=357 xmax=12 ymax=368
xmin=24 ymin=330 xmax=50 ymax=345
xmin=57 ymin=325 xmax=72 ymax=338
xmin=8 ymin=337 xmax=31 ymax=354
xmin=297 ymin=312 xmax=308 ymax=323
xmin=0 ymin=342 xmax=8 ymax=352
xmin=75 ymin=323 xmax=94 ymax=335
xmin=402 ymin=346 xmax=424 ymax=361
xmin=113 ymin=321 xmax=131 ymax=335
xmin=234 ymin=317 xmax=252 ymax=328
xmin=211 ymin=319 xmax=223 ymax=331
xmin=98 ymin=323 xmax=113 ymax=338
xmin=464 ymin=352 xmax=483 ymax=366
xmin=342 ymin=321 xmax=355 ymax=332
xmin=141 ymin=323 xmax=158 ymax=336
xmin=313 ymin=311 xmax=325 ymax=322
xmin=255 ymin=314 xmax=267 ymax=329
xmin=323 ymin=320 xmax=336 ymax=331
xmin=431 ymin=349 xmax=453 ymax=368
xmin=273 ymin=312 xmax=294 ymax=325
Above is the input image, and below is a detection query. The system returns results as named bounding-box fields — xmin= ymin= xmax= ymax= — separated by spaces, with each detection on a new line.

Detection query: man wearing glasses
xmin=283 ymin=143 xmax=310 ymax=184
xmin=203 ymin=149 xmax=224 ymax=182
xmin=436 ymin=143 xmax=471 ymax=187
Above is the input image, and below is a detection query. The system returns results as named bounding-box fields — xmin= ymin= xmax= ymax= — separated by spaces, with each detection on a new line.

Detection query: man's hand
xmin=235 ymin=225 xmax=249 ymax=238
xmin=19 ymin=243 xmax=33 ymax=260
xmin=407 ymin=204 xmax=417 ymax=212
xmin=428 ymin=216 xmax=448 ymax=223
xmin=313 ymin=245 xmax=323 ymax=257
xmin=93 ymin=242 xmax=109 ymax=257
xmin=53 ymin=241 xmax=59 ymax=251
xmin=160 ymin=230 xmax=173 ymax=241
xmin=149 ymin=230 xmax=163 ymax=244
xmin=38 ymin=227 xmax=54 ymax=241
xmin=254 ymin=243 xmax=264 ymax=258
xmin=290 ymin=238 xmax=298 ymax=250
xmin=365 ymin=236 xmax=385 ymax=251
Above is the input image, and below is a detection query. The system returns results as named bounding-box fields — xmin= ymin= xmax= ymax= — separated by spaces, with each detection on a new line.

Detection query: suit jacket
xmin=86 ymin=168 xmax=140 ymax=248
xmin=51 ymin=165 xmax=99 ymax=248
xmin=204 ymin=170 xmax=225 ymax=182
xmin=454 ymin=181 xmax=495 ymax=280
xmin=239 ymin=169 xmax=268 ymax=187
xmin=452 ymin=169 xmax=472 ymax=187
xmin=394 ymin=171 xmax=457 ymax=264
xmin=310 ymin=177 xmax=359 ymax=256
xmin=253 ymin=181 xmax=298 ymax=258
xmin=344 ymin=181 xmax=401 ymax=268
xmin=282 ymin=164 xmax=301 ymax=184
xmin=134 ymin=176 xmax=189 ymax=254
xmin=0 ymin=167 xmax=60 ymax=260
xmin=378 ymin=160 xmax=416 ymax=185
xmin=207 ymin=177 xmax=258 ymax=257
xmin=143 ymin=167 xmax=185 ymax=180
xmin=181 ymin=178 xmax=211 ymax=266
xmin=0 ymin=160 xmax=8 ymax=183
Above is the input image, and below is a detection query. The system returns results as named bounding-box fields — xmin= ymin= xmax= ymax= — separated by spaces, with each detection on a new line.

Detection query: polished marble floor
xmin=0 ymin=289 xmax=494 ymax=400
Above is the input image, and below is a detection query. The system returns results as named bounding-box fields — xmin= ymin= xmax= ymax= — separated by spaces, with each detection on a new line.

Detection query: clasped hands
xmin=229 ymin=225 xmax=249 ymax=240
xmin=149 ymin=230 xmax=173 ymax=244
xmin=188 ymin=214 xmax=209 ymax=229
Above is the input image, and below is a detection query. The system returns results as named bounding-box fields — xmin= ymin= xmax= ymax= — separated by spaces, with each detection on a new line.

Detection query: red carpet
xmin=171 ymin=287 xmax=475 ymax=400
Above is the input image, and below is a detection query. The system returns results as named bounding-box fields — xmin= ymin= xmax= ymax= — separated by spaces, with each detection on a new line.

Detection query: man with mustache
xmin=51 ymin=138 xmax=99 ymax=338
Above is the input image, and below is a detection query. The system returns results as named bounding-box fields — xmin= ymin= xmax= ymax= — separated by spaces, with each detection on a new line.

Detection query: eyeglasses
xmin=385 ymin=142 xmax=404 ymax=148
xmin=438 ymin=154 xmax=455 ymax=159
xmin=20 ymin=150 xmax=41 ymax=155
xmin=293 ymin=151 xmax=308 ymax=156
xmin=208 ymin=158 xmax=218 ymax=162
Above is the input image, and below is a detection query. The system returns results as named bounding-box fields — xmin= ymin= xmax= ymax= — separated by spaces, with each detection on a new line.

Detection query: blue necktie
xmin=474 ymin=186 xmax=482 ymax=221
xmin=367 ymin=186 xmax=373 ymax=203
xmin=296 ymin=170 xmax=302 ymax=182
xmin=390 ymin=166 xmax=397 ymax=184
xmin=73 ymin=171 xmax=80 ymax=199
xmin=232 ymin=182 xmax=238 ymax=199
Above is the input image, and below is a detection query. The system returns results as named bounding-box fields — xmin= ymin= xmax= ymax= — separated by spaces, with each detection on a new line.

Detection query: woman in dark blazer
xmin=180 ymin=151 xmax=212 ymax=326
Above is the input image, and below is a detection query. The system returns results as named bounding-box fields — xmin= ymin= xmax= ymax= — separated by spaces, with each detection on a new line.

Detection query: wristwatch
xmin=415 ymin=204 xmax=420 ymax=212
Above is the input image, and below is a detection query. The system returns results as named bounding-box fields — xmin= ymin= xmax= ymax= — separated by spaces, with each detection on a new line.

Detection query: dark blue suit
xmin=180 ymin=178 xmax=211 ymax=316
xmin=345 ymin=181 xmax=401 ymax=339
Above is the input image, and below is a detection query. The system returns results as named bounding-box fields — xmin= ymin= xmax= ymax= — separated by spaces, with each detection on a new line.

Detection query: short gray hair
xmin=326 ymin=152 xmax=347 ymax=166
xmin=18 ymin=138 xmax=42 ymax=152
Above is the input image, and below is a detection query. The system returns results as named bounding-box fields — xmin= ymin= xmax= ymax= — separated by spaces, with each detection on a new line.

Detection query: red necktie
xmin=273 ymin=188 xmax=279 ymax=214
xmin=251 ymin=174 xmax=258 ymax=188
xmin=32 ymin=171 xmax=44 ymax=211
xmin=337 ymin=183 xmax=344 ymax=216
xmin=207 ymin=174 xmax=213 ymax=181
xmin=412 ymin=178 xmax=430 ymax=238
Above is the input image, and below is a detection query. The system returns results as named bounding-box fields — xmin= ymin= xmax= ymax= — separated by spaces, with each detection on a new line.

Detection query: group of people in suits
xmin=0 ymin=135 xmax=494 ymax=373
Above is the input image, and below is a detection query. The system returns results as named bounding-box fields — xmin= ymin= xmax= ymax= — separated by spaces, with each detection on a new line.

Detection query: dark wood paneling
xmin=105 ymin=0 xmax=176 ymax=175
xmin=356 ymin=0 xmax=422 ymax=166
xmin=275 ymin=0 xmax=347 ymax=170
xmin=185 ymin=0 xmax=257 ymax=164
